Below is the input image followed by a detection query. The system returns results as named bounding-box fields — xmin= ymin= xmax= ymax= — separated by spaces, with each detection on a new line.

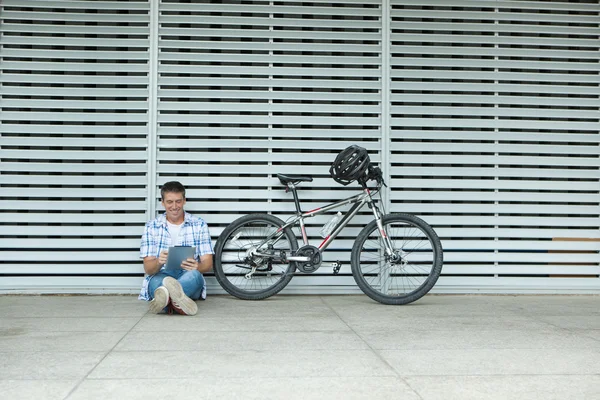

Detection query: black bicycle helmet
xmin=329 ymin=145 xmax=370 ymax=185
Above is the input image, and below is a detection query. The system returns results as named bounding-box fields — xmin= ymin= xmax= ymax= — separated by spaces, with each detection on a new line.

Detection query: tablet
xmin=165 ymin=246 xmax=195 ymax=270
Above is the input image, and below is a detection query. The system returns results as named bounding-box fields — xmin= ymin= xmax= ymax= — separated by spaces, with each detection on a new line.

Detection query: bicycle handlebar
xmin=359 ymin=164 xmax=387 ymax=188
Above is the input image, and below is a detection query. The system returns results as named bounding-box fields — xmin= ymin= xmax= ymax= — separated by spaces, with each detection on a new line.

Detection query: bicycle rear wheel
xmin=214 ymin=214 xmax=298 ymax=300
xmin=351 ymin=213 xmax=443 ymax=305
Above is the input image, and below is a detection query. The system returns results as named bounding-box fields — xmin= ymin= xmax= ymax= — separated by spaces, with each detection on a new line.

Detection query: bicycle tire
xmin=351 ymin=213 xmax=443 ymax=305
xmin=214 ymin=214 xmax=298 ymax=300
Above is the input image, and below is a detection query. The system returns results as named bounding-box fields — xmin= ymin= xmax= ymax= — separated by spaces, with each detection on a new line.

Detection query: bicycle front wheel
xmin=214 ymin=214 xmax=298 ymax=300
xmin=351 ymin=213 xmax=443 ymax=305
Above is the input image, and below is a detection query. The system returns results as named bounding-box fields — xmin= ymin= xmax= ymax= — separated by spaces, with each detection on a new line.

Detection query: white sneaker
xmin=149 ymin=286 xmax=169 ymax=314
xmin=163 ymin=277 xmax=198 ymax=316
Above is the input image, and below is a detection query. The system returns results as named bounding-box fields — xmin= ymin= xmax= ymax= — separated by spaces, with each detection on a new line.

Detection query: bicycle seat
xmin=277 ymin=174 xmax=313 ymax=185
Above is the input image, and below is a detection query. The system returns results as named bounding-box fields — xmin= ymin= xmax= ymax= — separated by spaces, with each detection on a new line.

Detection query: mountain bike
xmin=213 ymin=159 xmax=443 ymax=305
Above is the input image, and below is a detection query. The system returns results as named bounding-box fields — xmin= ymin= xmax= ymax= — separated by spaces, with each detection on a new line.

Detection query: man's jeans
xmin=148 ymin=269 xmax=205 ymax=300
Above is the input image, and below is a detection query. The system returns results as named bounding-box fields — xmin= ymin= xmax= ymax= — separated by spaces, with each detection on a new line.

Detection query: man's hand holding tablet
xmin=165 ymin=246 xmax=195 ymax=270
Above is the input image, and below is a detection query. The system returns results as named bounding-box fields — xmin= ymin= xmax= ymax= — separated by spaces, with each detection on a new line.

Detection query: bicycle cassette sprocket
xmin=294 ymin=245 xmax=322 ymax=273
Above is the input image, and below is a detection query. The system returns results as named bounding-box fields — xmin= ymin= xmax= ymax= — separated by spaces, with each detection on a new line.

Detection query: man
xmin=139 ymin=181 xmax=213 ymax=315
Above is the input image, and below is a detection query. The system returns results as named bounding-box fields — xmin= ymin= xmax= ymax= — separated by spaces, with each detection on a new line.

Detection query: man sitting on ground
xmin=138 ymin=181 xmax=213 ymax=315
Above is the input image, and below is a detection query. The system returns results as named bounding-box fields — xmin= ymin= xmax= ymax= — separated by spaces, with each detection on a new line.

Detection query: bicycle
xmin=214 ymin=146 xmax=443 ymax=305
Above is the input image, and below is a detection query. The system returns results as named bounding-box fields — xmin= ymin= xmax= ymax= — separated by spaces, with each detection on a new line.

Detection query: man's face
xmin=161 ymin=191 xmax=186 ymax=223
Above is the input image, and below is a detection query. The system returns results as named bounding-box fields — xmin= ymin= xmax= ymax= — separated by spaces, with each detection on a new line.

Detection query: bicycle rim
xmin=215 ymin=215 xmax=297 ymax=300
xmin=351 ymin=214 xmax=443 ymax=305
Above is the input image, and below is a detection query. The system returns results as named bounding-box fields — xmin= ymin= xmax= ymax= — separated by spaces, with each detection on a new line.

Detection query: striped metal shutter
xmin=1 ymin=0 xmax=151 ymax=292
xmin=154 ymin=0 xmax=384 ymax=293
xmin=1 ymin=0 xmax=598 ymax=294
xmin=390 ymin=0 xmax=600 ymax=292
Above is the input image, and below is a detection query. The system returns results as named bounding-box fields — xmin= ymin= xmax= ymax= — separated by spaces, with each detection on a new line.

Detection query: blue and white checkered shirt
xmin=138 ymin=212 xmax=214 ymax=300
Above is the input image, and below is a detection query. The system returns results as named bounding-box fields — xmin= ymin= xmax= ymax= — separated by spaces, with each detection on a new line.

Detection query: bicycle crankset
xmin=294 ymin=245 xmax=322 ymax=273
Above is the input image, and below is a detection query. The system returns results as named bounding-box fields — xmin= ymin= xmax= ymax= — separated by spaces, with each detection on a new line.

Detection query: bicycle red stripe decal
xmin=318 ymin=237 xmax=329 ymax=249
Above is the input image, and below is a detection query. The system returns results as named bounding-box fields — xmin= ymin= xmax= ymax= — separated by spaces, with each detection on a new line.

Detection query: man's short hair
xmin=161 ymin=181 xmax=186 ymax=200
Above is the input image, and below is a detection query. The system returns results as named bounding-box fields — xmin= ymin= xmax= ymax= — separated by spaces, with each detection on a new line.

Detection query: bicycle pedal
xmin=332 ymin=261 xmax=341 ymax=275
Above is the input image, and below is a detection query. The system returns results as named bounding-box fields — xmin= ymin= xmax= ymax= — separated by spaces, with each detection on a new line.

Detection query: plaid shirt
xmin=138 ymin=212 xmax=213 ymax=300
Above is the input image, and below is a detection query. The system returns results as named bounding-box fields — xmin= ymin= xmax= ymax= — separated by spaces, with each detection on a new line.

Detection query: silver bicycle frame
xmin=270 ymin=184 xmax=395 ymax=263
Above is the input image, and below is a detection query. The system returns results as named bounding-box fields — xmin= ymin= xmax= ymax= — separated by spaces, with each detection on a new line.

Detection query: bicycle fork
xmin=368 ymin=198 xmax=403 ymax=295
xmin=368 ymin=199 xmax=396 ymax=260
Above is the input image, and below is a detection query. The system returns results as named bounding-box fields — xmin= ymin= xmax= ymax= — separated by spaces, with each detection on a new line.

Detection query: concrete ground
xmin=0 ymin=294 xmax=599 ymax=400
